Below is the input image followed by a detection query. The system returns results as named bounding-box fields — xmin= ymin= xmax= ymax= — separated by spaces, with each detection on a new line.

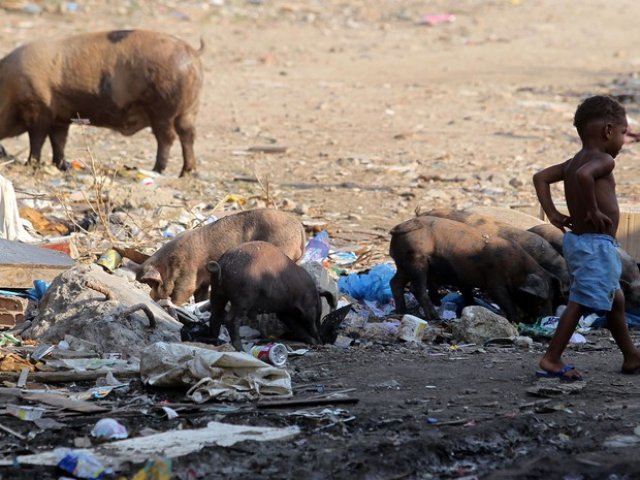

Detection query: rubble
xmin=451 ymin=306 xmax=518 ymax=345
xmin=22 ymin=264 xmax=181 ymax=356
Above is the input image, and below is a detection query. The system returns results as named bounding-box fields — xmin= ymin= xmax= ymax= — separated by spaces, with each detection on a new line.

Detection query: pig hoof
xmin=179 ymin=169 xmax=198 ymax=178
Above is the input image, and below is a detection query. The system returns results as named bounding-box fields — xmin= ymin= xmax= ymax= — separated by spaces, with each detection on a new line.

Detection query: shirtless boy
xmin=533 ymin=95 xmax=640 ymax=380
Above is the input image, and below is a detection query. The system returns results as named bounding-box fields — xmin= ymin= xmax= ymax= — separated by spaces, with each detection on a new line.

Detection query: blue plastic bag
xmin=337 ymin=263 xmax=396 ymax=304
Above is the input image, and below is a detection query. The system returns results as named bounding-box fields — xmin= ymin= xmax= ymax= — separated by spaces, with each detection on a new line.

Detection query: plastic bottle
xmin=301 ymin=231 xmax=330 ymax=263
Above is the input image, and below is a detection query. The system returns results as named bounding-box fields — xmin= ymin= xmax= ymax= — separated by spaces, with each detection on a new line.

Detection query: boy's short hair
xmin=574 ymin=95 xmax=626 ymax=137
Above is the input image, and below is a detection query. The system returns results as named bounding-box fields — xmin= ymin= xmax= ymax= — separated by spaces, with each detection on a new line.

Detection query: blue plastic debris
xmin=337 ymin=263 xmax=396 ymax=304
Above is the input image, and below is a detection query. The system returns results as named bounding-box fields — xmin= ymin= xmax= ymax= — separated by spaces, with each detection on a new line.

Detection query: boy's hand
xmin=585 ymin=210 xmax=613 ymax=233
xmin=549 ymin=212 xmax=572 ymax=232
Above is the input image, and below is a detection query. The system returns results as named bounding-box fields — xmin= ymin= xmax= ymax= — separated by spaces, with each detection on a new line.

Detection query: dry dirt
xmin=2 ymin=1 xmax=640 ymax=478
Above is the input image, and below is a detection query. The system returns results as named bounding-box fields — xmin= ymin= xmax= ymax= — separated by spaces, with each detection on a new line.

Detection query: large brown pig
xmin=0 ymin=30 xmax=203 ymax=176
xmin=528 ymin=223 xmax=640 ymax=310
xmin=389 ymin=216 xmax=560 ymax=322
xmin=133 ymin=209 xmax=306 ymax=306
xmin=207 ymin=241 xmax=336 ymax=351
xmin=423 ymin=208 xmax=570 ymax=298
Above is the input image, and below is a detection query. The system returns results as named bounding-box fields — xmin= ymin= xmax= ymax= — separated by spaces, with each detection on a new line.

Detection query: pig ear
xmin=138 ymin=266 xmax=163 ymax=287
xmin=318 ymin=289 xmax=337 ymax=310
xmin=519 ymin=273 xmax=548 ymax=299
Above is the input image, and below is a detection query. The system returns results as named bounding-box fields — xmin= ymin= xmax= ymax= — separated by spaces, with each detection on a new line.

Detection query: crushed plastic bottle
xmin=301 ymin=231 xmax=330 ymax=263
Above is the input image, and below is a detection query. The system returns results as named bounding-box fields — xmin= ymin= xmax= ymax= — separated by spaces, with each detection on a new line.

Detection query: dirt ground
xmin=2 ymin=0 xmax=640 ymax=478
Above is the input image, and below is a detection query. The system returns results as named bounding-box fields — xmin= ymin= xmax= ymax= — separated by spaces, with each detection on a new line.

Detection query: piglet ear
xmin=519 ymin=273 xmax=548 ymax=299
xmin=138 ymin=266 xmax=163 ymax=287
xmin=318 ymin=288 xmax=337 ymax=310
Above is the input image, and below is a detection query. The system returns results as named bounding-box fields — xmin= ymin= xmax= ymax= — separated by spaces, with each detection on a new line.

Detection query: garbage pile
xmin=1 ymin=170 xmax=639 ymax=478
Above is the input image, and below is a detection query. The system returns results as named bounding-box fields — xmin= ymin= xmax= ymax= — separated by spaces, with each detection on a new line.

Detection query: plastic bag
xmin=337 ymin=263 xmax=396 ymax=304
xmin=301 ymin=231 xmax=330 ymax=263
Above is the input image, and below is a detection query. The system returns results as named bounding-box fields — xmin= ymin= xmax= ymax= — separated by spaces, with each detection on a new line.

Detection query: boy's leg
xmin=539 ymin=301 xmax=583 ymax=379
xmin=606 ymin=290 xmax=640 ymax=373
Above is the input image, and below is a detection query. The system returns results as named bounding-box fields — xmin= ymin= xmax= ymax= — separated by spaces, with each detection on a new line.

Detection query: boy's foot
xmin=621 ymin=352 xmax=640 ymax=374
xmin=538 ymin=358 xmax=583 ymax=381
xmin=536 ymin=363 xmax=583 ymax=381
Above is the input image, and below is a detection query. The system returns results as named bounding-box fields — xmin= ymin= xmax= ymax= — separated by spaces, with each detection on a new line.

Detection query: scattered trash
xmin=419 ymin=13 xmax=456 ymax=26
xmin=91 ymin=418 xmax=129 ymax=440
xmin=397 ymin=314 xmax=428 ymax=343
xmin=519 ymin=316 xmax=589 ymax=343
xmin=250 ymin=343 xmax=288 ymax=367
xmin=130 ymin=457 xmax=172 ymax=480
xmin=55 ymin=448 xmax=108 ymax=479
xmin=7 ymin=405 xmax=45 ymax=421
xmin=337 ymin=263 xmax=396 ymax=304
xmin=302 ymin=230 xmax=331 ymax=263
xmin=0 ymin=174 xmax=38 ymax=242
xmin=9 ymin=422 xmax=300 ymax=472
xmin=141 ymin=342 xmax=292 ymax=402
xmin=603 ymin=432 xmax=640 ymax=448
xmin=96 ymin=249 xmax=123 ymax=273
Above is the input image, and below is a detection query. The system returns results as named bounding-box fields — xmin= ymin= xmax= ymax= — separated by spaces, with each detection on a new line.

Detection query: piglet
xmin=0 ymin=30 xmax=203 ymax=176
xmin=390 ymin=216 xmax=559 ymax=323
xmin=207 ymin=241 xmax=336 ymax=351
xmin=134 ymin=209 xmax=306 ymax=306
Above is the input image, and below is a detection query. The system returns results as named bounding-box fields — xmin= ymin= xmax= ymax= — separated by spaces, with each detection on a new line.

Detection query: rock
xmin=23 ymin=264 xmax=181 ymax=357
xmin=451 ymin=306 xmax=517 ymax=345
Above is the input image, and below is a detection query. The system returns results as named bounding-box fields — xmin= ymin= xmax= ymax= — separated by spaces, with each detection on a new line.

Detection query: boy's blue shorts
xmin=563 ymin=232 xmax=621 ymax=312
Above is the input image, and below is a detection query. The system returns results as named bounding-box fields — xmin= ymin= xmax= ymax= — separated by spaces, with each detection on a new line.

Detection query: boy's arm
xmin=533 ymin=163 xmax=571 ymax=231
xmin=576 ymin=155 xmax=615 ymax=233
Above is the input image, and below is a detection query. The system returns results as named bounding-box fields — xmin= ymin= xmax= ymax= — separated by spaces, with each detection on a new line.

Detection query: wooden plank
xmin=0 ymin=239 xmax=74 ymax=288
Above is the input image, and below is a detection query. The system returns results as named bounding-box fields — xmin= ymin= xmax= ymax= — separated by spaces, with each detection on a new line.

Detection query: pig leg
xmin=225 ymin=305 xmax=245 ymax=351
xmin=209 ymin=294 xmax=227 ymax=339
xmin=489 ymin=285 xmax=519 ymax=322
xmin=175 ymin=114 xmax=197 ymax=176
xmin=150 ymin=120 xmax=177 ymax=174
xmin=49 ymin=124 xmax=70 ymax=170
xmin=390 ymin=270 xmax=409 ymax=312
xmin=407 ymin=267 xmax=439 ymax=320
xmin=26 ymin=127 xmax=49 ymax=167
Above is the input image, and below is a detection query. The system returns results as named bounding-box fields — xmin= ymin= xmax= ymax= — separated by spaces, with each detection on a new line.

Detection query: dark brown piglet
xmin=389 ymin=216 xmax=559 ymax=323
xmin=0 ymin=30 xmax=203 ymax=176
xmin=424 ymin=208 xmax=570 ymax=301
xmin=207 ymin=241 xmax=336 ymax=351
xmin=134 ymin=209 xmax=306 ymax=306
